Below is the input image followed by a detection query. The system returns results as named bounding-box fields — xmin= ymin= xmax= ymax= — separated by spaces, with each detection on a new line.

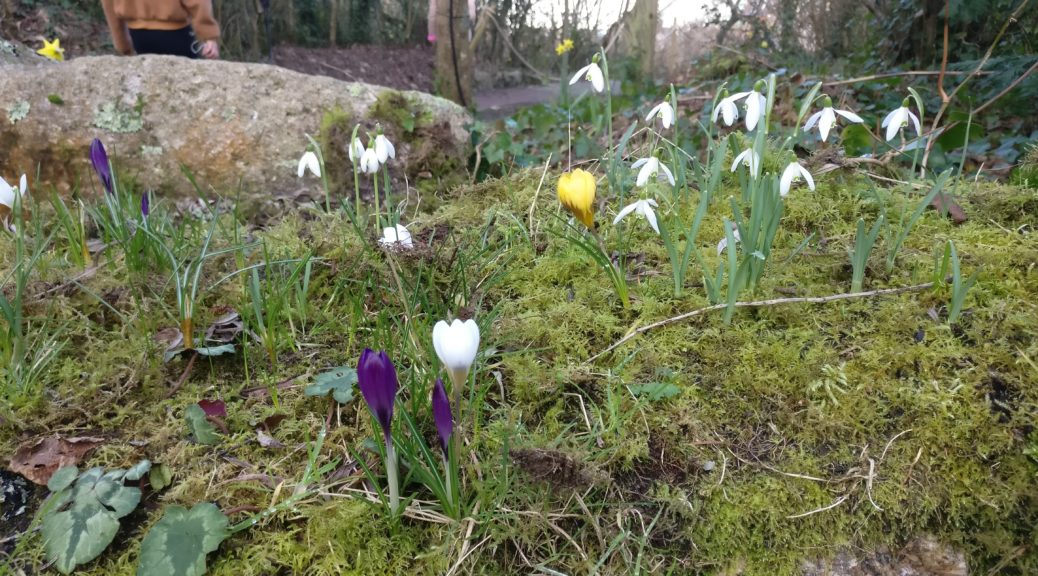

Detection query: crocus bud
xmin=357 ymin=349 xmax=398 ymax=442
xmin=432 ymin=319 xmax=480 ymax=390
xmin=431 ymin=378 xmax=453 ymax=454
xmin=90 ymin=138 xmax=113 ymax=195
xmin=141 ymin=192 xmax=150 ymax=218
xmin=557 ymin=169 xmax=596 ymax=229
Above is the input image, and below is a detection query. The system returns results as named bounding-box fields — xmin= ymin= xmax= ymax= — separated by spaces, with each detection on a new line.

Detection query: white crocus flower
xmin=881 ymin=98 xmax=921 ymax=141
xmin=803 ymin=96 xmax=864 ymax=142
xmin=645 ymin=100 xmax=674 ymax=130
xmin=712 ymin=95 xmax=739 ymax=127
xmin=297 ymin=151 xmax=321 ymax=178
xmin=569 ymin=61 xmax=605 ymax=93
xmin=632 ymin=157 xmax=675 ymax=187
xmin=432 ymin=318 xmax=481 ymax=389
xmin=379 ymin=224 xmax=413 ymax=249
xmin=730 ymin=148 xmax=761 ymax=178
xmin=779 ymin=162 xmax=815 ymax=197
xmin=347 ymin=138 xmax=364 ymax=164
xmin=360 ymin=147 xmax=380 ymax=174
xmin=375 ymin=134 xmax=396 ymax=164
xmin=717 ymin=228 xmax=741 ymax=256
xmin=613 ymin=198 xmax=660 ymax=234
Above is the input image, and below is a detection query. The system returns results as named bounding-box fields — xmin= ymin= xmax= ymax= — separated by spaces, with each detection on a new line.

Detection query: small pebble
xmin=703 ymin=460 xmax=716 ymax=472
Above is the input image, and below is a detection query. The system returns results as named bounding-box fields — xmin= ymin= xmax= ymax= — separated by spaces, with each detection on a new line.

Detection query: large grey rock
xmin=0 ymin=55 xmax=470 ymax=198
xmin=800 ymin=536 xmax=967 ymax=576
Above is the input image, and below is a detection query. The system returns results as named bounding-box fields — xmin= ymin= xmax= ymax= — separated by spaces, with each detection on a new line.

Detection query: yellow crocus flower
xmin=37 ymin=38 xmax=64 ymax=61
xmin=555 ymin=39 xmax=574 ymax=56
xmin=558 ymin=169 xmax=596 ymax=229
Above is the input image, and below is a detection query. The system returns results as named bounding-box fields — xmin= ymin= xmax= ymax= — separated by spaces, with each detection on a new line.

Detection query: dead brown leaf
xmin=7 ymin=435 xmax=105 ymax=485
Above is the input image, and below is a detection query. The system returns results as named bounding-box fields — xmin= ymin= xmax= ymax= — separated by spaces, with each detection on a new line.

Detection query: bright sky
xmin=530 ymin=0 xmax=717 ymax=31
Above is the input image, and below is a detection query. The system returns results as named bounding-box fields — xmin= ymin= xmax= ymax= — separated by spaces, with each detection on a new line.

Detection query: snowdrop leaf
xmin=628 ymin=382 xmax=681 ymax=402
xmin=136 ymin=503 xmax=229 ymax=576
xmin=304 ymin=366 xmax=358 ymax=405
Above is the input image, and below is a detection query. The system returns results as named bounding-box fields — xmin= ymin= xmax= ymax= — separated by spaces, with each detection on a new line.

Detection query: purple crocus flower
xmin=140 ymin=192 xmax=150 ymax=218
xmin=431 ymin=378 xmax=453 ymax=454
xmin=357 ymin=349 xmax=398 ymax=442
xmin=89 ymin=138 xmax=113 ymax=195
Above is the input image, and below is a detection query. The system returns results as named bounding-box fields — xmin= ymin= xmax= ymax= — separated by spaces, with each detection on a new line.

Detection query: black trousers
xmin=128 ymin=26 xmax=198 ymax=58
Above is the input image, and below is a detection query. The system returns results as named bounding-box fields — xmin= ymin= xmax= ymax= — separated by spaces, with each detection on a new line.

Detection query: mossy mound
xmin=1 ymin=167 xmax=1035 ymax=574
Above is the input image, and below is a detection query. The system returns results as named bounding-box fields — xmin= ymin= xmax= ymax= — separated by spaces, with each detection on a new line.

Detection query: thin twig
xmin=589 ymin=283 xmax=934 ymax=362
xmin=529 ymin=154 xmax=553 ymax=237
xmin=920 ymin=0 xmax=1032 ymax=174
xmin=786 ymin=495 xmax=849 ymax=519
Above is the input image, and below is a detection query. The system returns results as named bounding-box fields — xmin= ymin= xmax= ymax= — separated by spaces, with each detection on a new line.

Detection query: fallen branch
xmin=589 ymin=282 xmax=934 ymax=362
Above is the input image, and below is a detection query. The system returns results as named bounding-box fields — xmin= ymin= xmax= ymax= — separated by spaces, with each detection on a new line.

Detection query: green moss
xmin=368 ymin=89 xmax=465 ymax=194
xmin=2 ymin=169 xmax=1036 ymax=574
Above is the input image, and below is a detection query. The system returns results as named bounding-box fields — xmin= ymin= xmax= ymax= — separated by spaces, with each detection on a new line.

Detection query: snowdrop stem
xmin=353 ymin=165 xmax=361 ymax=219
xmin=381 ymin=163 xmax=394 ymax=226
xmin=372 ymin=171 xmax=381 ymax=231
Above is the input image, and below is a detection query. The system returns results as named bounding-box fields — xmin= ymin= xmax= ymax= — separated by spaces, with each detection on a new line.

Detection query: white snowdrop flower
xmin=712 ymin=95 xmax=739 ymax=127
xmin=881 ymin=98 xmax=921 ymax=142
xmin=632 ymin=157 xmax=675 ymax=187
xmin=569 ymin=60 xmax=605 ymax=93
xmin=730 ymin=148 xmax=761 ymax=178
xmin=297 ymin=151 xmax=321 ymax=178
xmin=375 ymin=134 xmax=396 ymax=164
xmin=803 ymin=95 xmax=864 ymax=142
xmin=0 ymin=174 xmax=28 ymax=232
xmin=360 ymin=147 xmax=381 ymax=175
xmin=645 ymin=99 xmax=674 ymax=130
xmin=348 ymin=137 xmax=364 ymax=164
xmin=612 ymin=198 xmax=660 ymax=234
xmin=779 ymin=161 xmax=815 ymax=197
xmin=717 ymin=228 xmax=741 ymax=256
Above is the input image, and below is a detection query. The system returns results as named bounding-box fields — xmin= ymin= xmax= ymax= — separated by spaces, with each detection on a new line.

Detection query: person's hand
xmin=200 ymin=40 xmax=219 ymax=59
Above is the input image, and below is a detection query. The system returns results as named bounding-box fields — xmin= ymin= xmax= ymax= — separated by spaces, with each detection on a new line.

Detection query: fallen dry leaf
xmin=197 ymin=399 xmax=227 ymax=418
xmin=7 ymin=435 xmax=105 ymax=485
xmin=256 ymin=429 xmax=283 ymax=449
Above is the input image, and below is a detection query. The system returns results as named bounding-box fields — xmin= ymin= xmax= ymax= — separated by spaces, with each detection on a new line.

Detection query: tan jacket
xmin=101 ymin=0 xmax=220 ymax=55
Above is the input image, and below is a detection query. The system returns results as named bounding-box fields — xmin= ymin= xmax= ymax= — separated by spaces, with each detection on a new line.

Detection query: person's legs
xmin=128 ymin=27 xmax=198 ymax=58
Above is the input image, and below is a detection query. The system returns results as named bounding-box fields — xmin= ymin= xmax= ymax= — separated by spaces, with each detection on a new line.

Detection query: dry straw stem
xmin=590 ymin=282 xmax=935 ymax=362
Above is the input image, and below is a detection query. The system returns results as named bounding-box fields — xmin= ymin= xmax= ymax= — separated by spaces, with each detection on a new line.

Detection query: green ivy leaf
xmin=42 ymin=467 xmax=143 ymax=574
xmin=303 ymin=366 xmax=357 ymax=405
xmin=136 ymin=503 xmax=229 ymax=576
xmin=184 ymin=405 xmax=220 ymax=445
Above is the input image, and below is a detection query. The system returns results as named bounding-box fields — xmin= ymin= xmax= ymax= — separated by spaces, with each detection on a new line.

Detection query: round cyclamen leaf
xmin=136 ymin=503 xmax=229 ymax=576
xmin=123 ymin=459 xmax=152 ymax=482
xmin=47 ymin=466 xmax=78 ymax=492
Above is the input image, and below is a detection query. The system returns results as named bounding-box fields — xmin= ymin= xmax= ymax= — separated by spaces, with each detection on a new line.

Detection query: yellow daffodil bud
xmin=558 ymin=169 xmax=596 ymax=229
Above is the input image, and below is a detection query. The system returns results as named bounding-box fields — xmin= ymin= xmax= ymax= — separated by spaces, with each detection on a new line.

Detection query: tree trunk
xmin=628 ymin=0 xmax=658 ymax=82
xmin=435 ymin=0 xmax=473 ymax=106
